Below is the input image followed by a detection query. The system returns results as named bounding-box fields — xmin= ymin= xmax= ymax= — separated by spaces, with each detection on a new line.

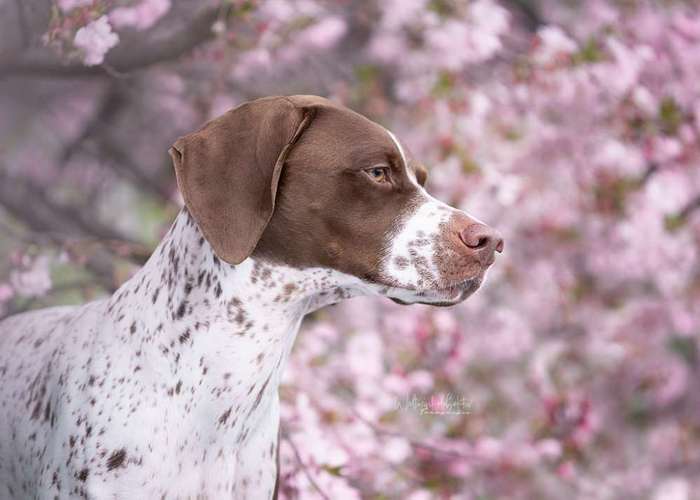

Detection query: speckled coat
xmin=0 ymin=212 xmax=368 ymax=499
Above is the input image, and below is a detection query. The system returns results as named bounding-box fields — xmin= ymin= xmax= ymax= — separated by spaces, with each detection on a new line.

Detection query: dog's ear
xmin=169 ymin=97 xmax=315 ymax=264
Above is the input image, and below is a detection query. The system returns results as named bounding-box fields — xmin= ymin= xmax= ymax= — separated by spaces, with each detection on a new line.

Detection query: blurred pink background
xmin=1 ymin=0 xmax=700 ymax=498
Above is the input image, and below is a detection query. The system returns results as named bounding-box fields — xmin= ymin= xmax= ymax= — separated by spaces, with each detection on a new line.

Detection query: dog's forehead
xmin=288 ymin=96 xmax=424 ymax=178
xmin=323 ymin=107 xmax=417 ymax=169
xmin=290 ymin=106 xmax=394 ymax=166
xmin=328 ymin=105 xmax=396 ymax=148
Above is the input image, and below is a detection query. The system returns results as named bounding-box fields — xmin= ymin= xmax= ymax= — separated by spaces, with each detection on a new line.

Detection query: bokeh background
xmin=1 ymin=0 xmax=700 ymax=498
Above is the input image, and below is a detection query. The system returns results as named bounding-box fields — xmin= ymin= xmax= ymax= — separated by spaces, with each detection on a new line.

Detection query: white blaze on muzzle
xmin=378 ymin=127 xmax=494 ymax=304
xmin=382 ymin=196 xmax=452 ymax=289
xmin=380 ymin=127 xmax=460 ymax=291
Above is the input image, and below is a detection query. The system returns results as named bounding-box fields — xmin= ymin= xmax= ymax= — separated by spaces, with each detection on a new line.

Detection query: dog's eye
xmin=365 ymin=166 xmax=389 ymax=183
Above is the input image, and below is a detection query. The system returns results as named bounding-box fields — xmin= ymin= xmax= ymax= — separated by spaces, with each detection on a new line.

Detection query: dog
xmin=0 ymin=95 xmax=503 ymax=499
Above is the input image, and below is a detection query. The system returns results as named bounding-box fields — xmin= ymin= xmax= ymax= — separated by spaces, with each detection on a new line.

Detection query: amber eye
xmin=365 ymin=166 xmax=389 ymax=183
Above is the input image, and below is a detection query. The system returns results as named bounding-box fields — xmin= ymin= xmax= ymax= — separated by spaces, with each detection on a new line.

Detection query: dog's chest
xmin=72 ymin=262 xmax=309 ymax=497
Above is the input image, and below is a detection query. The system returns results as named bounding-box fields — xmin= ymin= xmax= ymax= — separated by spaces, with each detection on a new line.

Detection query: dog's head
xmin=170 ymin=95 xmax=502 ymax=306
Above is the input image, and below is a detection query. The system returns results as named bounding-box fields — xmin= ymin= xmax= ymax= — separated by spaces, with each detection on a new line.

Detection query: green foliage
xmin=658 ymin=96 xmax=683 ymax=135
xmin=572 ymin=38 xmax=604 ymax=65
xmin=667 ymin=335 xmax=698 ymax=367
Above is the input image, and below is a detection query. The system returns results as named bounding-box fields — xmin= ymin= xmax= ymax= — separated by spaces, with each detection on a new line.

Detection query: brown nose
xmin=458 ymin=223 xmax=504 ymax=265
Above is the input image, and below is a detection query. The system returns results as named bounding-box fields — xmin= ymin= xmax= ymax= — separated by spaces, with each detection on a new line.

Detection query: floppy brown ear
xmin=169 ymin=97 xmax=315 ymax=264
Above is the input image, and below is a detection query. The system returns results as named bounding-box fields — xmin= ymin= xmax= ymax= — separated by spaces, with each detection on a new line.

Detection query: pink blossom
xmin=406 ymin=491 xmax=433 ymax=500
xmin=469 ymin=0 xmax=510 ymax=46
xmin=593 ymin=139 xmax=645 ymax=176
xmin=0 ymin=283 xmax=13 ymax=303
xmin=381 ymin=0 xmax=428 ymax=30
xmin=632 ymin=85 xmax=658 ymax=116
xmin=649 ymin=136 xmax=683 ymax=164
xmin=73 ymin=16 xmax=120 ymax=66
xmin=673 ymin=12 xmax=700 ymax=40
xmin=231 ymin=48 xmax=273 ymax=80
xmin=346 ymin=331 xmax=384 ymax=377
xmin=653 ymin=478 xmax=690 ymax=500
xmin=534 ymin=26 xmax=578 ymax=65
xmin=536 ymin=438 xmax=563 ymax=460
xmin=647 ymin=422 xmax=684 ymax=466
xmin=596 ymin=38 xmax=654 ymax=97
xmin=474 ymin=436 xmax=503 ymax=462
xmin=382 ymin=373 xmax=411 ymax=396
xmin=296 ymin=16 xmax=347 ymax=50
xmin=651 ymin=359 xmax=689 ymax=407
xmin=110 ymin=0 xmax=172 ymax=31
xmin=368 ymin=33 xmax=405 ymax=62
xmin=557 ymin=461 xmax=576 ymax=480
xmin=382 ymin=437 xmax=411 ymax=463
xmin=10 ymin=255 xmax=52 ymax=298
xmin=426 ymin=6 xmax=508 ymax=71
xmin=407 ymin=370 xmax=434 ymax=391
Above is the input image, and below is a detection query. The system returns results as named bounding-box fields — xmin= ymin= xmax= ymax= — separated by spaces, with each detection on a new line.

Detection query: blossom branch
xmin=1 ymin=4 xmax=231 ymax=78
xmin=59 ymin=84 xmax=175 ymax=203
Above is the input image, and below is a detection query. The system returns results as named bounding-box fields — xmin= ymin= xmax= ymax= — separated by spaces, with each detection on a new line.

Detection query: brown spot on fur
xmin=219 ymin=407 xmax=232 ymax=426
xmin=249 ymin=371 xmax=273 ymax=417
xmin=394 ymin=256 xmax=409 ymax=269
xmin=106 ymin=449 xmax=127 ymax=471
xmin=30 ymin=400 xmax=41 ymax=420
xmin=176 ymin=301 xmax=187 ymax=319
xmin=178 ymin=329 xmax=191 ymax=344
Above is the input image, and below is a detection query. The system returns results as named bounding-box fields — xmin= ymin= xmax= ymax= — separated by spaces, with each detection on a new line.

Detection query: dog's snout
xmin=458 ymin=223 xmax=504 ymax=264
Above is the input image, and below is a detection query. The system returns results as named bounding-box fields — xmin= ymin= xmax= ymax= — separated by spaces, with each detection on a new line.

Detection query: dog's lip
xmin=424 ymin=277 xmax=482 ymax=302
xmin=436 ymin=277 xmax=482 ymax=294
xmin=387 ymin=276 xmax=482 ymax=306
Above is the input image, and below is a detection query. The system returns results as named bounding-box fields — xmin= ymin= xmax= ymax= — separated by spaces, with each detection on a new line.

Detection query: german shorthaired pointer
xmin=0 ymin=95 xmax=503 ymax=499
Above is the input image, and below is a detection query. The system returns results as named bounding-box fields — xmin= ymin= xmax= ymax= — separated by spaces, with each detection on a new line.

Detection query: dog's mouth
xmin=385 ymin=276 xmax=483 ymax=307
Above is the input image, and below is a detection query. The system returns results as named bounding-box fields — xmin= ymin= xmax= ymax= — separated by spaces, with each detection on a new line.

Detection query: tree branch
xmin=0 ymin=171 xmax=141 ymax=245
xmin=503 ymin=0 xmax=543 ymax=32
xmin=62 ymin=83 xmax=175 ymax=203
xmin=678 ymin=195 xmax=700 ymax=221
xmin=280 ymin=431 xmax=332 ymax=500
xmin=0 ymin=171 xmax=151 ymax=291
xmin=0 ymin=0 xmax=53 ymax=66
xmin=0 ymin=4 xmax=231 ymax=78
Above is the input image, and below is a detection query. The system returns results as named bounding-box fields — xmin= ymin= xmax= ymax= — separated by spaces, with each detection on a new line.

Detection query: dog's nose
xmin=458 ymin=223 xmax=504 ymax=265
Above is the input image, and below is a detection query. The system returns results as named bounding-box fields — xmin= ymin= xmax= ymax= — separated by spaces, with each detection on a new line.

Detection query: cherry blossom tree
xmin=1 ymin=0 xmax=699 ymax=498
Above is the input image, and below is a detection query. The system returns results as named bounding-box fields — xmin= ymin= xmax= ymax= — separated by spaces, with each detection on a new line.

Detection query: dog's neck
xmin=122 ymin=209 xmax=366 ymax=321
xmin=105 ymin=210 xmax=367 ymax=440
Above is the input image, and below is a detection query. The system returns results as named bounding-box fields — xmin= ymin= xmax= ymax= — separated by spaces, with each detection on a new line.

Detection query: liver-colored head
xmin=170 ymin=95 xmax=503 ymax=306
